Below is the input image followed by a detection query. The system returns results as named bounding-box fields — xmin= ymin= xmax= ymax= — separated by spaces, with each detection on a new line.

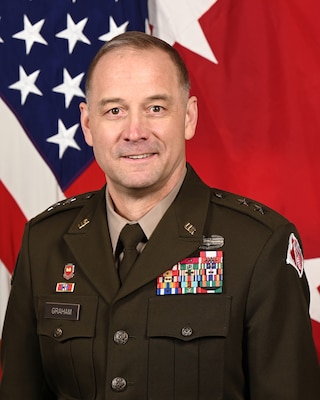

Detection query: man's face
xmin=80 ymin=47 xmax=197 ymax=198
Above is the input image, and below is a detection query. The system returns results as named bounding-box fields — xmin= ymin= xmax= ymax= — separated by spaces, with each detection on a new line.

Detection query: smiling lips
xmin=124 ymin=153 xmax=155 ymax=160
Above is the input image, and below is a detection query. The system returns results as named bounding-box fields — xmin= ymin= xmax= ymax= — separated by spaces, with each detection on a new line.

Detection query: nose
xmin=123 ymin=112 xmax=148 ymax=141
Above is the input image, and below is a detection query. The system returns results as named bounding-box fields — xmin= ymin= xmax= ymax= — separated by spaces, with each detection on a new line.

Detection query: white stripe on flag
xmin=0 ymin=259 xmax=11 ymax=335
xmin=0 ymin=98 xmax=65 ymax=221
xmin=304 ymin=258 xmax=320 ymax=323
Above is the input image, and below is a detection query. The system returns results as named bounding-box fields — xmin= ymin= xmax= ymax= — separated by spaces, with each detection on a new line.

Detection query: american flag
xmin=1 ymin=0 xmax=320 ymax=361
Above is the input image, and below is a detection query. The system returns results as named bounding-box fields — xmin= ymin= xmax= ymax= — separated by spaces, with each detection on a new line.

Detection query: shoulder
xmin=185 ymin=164 xmax=291 ymax=232
xmin=209 ymin=187 xmax=290 ymax=231
xmin=29 ymin=189 xmax=103 ymax=227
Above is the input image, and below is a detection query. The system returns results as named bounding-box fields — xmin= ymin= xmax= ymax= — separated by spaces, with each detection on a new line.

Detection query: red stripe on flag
xmin=64 ymin=161 xmax=105 ymax=198
xmin=0 ymin=181 xmax=27 ymax=274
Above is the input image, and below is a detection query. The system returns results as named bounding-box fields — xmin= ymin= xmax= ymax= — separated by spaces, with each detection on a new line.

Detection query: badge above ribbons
xmin=63 ymin=263 xmax=75 ymax=280
xmin=157 ymin=251 xmax=223 ymax=295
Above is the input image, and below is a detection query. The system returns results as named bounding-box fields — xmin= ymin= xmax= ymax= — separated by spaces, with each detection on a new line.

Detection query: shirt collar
xmin=106 ymin=169 xmax=186 ymax=254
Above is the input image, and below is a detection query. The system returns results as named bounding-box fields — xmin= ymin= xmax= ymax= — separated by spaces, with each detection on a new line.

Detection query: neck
xmin=110 ymin=193 xmax=161 ymax=221
xmin=108 ymin=172 xmax=186 ymax=221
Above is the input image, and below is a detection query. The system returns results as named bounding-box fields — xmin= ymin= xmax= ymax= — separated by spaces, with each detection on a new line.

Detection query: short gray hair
xmin=85 ymin=31 xmax=191 ymax=98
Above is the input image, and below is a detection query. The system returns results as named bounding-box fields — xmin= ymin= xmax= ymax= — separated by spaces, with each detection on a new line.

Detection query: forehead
xmin=91 ymin=47 xmax=180 ymax=89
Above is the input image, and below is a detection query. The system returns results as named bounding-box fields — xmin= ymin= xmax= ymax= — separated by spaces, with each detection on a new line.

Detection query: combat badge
xmin=200 ymin=235 xmax=224 ymax=250
xmin=286 ymin=233 xmax=304 ymax=277
xmin=157 ymin=251 xmax=223 ymax=295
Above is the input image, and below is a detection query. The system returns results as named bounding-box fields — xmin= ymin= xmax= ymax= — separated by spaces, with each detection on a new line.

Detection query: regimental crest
xmin=63 ymin=263 xmax=75 ymax=280
xmin=157 ymin=251 xmax=223 ymax=295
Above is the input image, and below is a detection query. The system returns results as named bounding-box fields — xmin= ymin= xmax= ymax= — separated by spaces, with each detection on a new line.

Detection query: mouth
xmin=123 ymin=153 xmax=155 ymax=160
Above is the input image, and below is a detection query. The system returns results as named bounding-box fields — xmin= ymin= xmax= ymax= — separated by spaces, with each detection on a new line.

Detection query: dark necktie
xmin=117 ymin=223 xmax=145 ymax=283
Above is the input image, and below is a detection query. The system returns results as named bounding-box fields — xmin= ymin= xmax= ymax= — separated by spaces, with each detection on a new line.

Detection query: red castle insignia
xmin=63 ymin=263 xmax=75 ymax=280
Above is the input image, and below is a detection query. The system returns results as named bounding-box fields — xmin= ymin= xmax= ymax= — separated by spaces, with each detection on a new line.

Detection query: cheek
xmin=90 ymin=131 xmax=116 ymax=162
xmin=92 ymin=136 xmax=109 ymax=156
xmin=86 ymin=122 xmax=110 ymax=148
xmin=91 ymin=140 xmax=111 ymax=171
xmin=165 ymin=122 xmax=187 ymax=148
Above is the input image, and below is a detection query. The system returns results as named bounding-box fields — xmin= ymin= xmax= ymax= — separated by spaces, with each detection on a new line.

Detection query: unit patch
xmin=286 ymin=233 xmax=304 ymax=277
xmin=157 ymin=251 xmax=223 ymax=295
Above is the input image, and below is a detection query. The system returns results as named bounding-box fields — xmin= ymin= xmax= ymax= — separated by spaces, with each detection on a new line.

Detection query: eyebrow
xmin=145 ymin=94 xmax=172 ymax=103
xmin=97 ymin=94 xmax=172 ymax=109
xmin=98 ymin=97 xmax=124 ymax=109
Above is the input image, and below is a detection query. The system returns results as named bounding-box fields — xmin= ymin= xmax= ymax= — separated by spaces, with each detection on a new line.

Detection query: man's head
xmin=85 ymin=31 xmax=191 ymax=102
xmin=80 ymin=31 xmax=198 ymax=201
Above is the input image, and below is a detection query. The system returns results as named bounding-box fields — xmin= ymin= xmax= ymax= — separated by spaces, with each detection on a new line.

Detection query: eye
xmin=108 ymin=107 xmax=120 ymax=115
xmin=150 ymin=105 xmax=163 ymax=113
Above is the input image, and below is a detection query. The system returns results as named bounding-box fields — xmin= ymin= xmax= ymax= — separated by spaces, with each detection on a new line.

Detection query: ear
xmin=79 ymin=102 xmax=93 ymax=147
xmin=184 ymin=96 xmax=198 ymax=141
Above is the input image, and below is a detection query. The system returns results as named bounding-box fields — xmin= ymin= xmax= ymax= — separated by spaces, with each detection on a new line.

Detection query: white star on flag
xmin=56 ymin=14 xmax=91 ymax=54
xmin=12 ymin=15 xmax=48 ymax=54
xmin=46 ymin=119 xmax=81 ymax=159
xmin=148 ymin=0 xmax=218 ymax=63
xmin=53 ymin=69 xmax=85 ymax=108
xmin=99 ymin=16 xmax=129 ymax=42
xmin=9 ymin=65 xmax=43 ymax=105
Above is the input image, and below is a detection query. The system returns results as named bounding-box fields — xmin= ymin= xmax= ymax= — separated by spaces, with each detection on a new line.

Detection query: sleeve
xmin=245 ymin=222 xmax=320 ymax=399
xmin=0 ymin=223 xmax=56 ymax=399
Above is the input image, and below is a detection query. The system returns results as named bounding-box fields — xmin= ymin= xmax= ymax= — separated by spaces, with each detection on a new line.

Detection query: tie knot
xmin=119 ymin=223 xmax=145 ymax=251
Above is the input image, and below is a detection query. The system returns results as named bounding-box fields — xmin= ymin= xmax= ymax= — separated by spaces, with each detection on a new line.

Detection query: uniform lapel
xmin=64 ymin=187 xmax=120 ymax=303
xmin=115 ymin=165 xmax=211 ymax=301
xmin=63 ymin=166 xmax=212 ymax=304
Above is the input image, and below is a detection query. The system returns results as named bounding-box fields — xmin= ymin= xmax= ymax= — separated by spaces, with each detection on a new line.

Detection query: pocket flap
xmin=147 ymin=295 xmax=231 ymax=341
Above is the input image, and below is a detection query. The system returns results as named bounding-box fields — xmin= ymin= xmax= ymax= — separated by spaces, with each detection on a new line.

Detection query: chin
xmin=125 ymin=176 xmax=159 ymax=191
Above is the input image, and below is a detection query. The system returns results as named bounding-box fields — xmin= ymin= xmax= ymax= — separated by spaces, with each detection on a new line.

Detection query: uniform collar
xmin=106 ymin=168 xmax=187 ymax=254
xmin=64 ymin=164 xmax=212 ymax=303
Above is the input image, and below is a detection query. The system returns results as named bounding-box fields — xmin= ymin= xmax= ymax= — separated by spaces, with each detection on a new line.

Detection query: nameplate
xmin=44 ymin=302 xmax=80 ymax=320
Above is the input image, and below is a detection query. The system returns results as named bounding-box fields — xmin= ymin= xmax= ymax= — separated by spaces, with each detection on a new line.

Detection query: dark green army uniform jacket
xmin=1 ymin=164 xmax=319 ymax=399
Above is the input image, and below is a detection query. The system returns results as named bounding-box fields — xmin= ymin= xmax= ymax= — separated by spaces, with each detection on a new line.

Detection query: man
xmin=0 ymin=31 xmax=319 ymax=399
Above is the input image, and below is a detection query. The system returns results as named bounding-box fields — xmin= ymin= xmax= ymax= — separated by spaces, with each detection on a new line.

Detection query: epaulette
xmin=210 ymin=188 xmax=289 ymax=231
xmin=30 ymin=191 xmax=98 ymax=224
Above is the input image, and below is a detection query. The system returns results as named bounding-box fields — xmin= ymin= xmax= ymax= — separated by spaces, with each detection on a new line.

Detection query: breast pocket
xmin=37 ymin=295 xmax=98 ymax=400
xmin=147 ymin=295 xmax=231 ymax=400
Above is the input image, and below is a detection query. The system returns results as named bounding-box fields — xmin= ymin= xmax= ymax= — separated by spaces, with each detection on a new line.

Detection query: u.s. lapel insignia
xmin=78 ymin=218 xmax=90 ymax=230
xmin=157 ymin=250 xmax=223 ymax=295
xmin=63 ymin=263 xmax=75 ymax=280
xmin=184 ymin=222 xmax=196 ymax=235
